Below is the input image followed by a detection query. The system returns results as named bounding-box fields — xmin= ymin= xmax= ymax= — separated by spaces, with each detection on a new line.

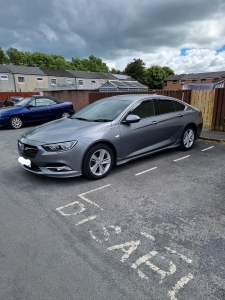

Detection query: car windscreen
xmin=15 ymin=97 xmax=33 ymax=107
xmin=72 ymin=98 xmax=133 ymax=122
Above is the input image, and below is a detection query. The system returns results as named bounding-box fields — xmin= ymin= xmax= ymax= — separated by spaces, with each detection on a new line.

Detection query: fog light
xmin=47 ymin=166 xmax=72 ymax=172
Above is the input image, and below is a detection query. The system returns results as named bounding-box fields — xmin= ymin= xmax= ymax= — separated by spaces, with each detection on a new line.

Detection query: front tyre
xmin=82 ymin=144 xmax=114 ymax=180
xmin=180 ymin=126 xmax=195 ymax=150
xmin=10 ymin=116 xmax=23 ymax=129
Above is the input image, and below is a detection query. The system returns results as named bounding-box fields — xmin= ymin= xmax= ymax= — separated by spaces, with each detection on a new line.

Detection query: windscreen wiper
xmin=92 ymin=119 xmax=113 ymax=122
xmin=75 ymin=117 xmax=91 ymax=121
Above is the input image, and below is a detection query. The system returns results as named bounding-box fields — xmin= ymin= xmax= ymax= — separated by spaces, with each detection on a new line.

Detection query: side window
xmin=132 ymin=101 xmax=155 ymax=119
xmin=36 ymin=98 xmax=50 ymax=107
xmin=49 ymin=99 xmax=57 ymax=105
xmin=29 ymin=99 xmax=36 ymax=107
xmin=174 ymin=101 xmax=185 ymax=111
xmin=157 ymin=99 xmax=175 ymax=114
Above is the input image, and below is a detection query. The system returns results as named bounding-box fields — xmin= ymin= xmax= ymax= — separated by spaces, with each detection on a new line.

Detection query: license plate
xmin=18 ymin=156 xmax=31 ymax=168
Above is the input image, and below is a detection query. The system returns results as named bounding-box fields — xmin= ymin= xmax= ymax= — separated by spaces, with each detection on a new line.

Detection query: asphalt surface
xmin=0 ymin=126 xmax=225 ymax=300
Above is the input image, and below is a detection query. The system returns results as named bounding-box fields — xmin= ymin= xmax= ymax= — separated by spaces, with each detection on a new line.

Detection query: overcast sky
xmin=1 ymin=0 xmax=225 ymax=74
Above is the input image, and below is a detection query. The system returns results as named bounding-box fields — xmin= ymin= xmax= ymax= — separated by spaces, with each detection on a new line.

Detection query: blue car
xmin=0 ymin=95 xmax=75 ymax=129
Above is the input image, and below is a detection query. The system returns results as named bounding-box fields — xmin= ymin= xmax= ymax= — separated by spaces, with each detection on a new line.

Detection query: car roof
xmin=100 ymin=94 xmax=181 ymax=102
xmin=30 ymin=95 xmax=63 ymax=104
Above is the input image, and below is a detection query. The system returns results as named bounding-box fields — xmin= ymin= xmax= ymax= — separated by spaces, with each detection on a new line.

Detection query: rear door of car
xmin=154 ymin=98 xmax=186 ymax=146
xmin=23 ymin=98 xmax=51 ymax=123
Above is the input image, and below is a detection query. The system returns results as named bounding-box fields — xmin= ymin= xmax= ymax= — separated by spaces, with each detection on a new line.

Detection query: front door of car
xmin=119 ymin=100 xmax=164 ymax=159
xmin=24 ymin=98 xmax=51 ymax=123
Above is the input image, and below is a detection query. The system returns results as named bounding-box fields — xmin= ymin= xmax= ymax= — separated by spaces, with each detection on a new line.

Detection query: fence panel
xmin=190 ymin=90 xmax=214 ymax=130
xmin=212 ymin=88 xmax=225 ymax=131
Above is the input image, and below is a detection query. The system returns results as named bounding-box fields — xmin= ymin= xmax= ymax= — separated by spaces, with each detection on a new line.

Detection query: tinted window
xmin=157 ymin=100 xmax=175 ymax=114
xmin=174 ymin=101 xmax=185 ymax=111
xmin=131 ymin=101 xmax=155 ymax=119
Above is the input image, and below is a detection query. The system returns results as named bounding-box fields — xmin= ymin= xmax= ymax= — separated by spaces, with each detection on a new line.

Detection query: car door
xmin=23 ymin=98 xmax=51 ymax=123
xmin=119 ymin=99 xmax=164 ymax=159
xmin=154 ymin=98 xmax=186 ymax=145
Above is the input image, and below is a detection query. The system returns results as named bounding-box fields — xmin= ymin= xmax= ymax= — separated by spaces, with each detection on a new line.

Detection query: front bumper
xmin=18 ymin=137 xmax=85 ymax=178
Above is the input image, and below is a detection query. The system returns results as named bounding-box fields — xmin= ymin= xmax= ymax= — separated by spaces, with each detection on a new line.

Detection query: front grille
xmin=18 ymin=141 xmax=38 ymax=158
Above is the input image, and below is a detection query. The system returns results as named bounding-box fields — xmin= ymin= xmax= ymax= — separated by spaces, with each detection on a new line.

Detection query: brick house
xmin=163 ymin=71 xmax=225 ymax=90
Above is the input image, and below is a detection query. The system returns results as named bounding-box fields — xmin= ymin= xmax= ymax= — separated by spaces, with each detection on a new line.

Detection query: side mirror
xmin=27 ymin=105 xmax=34 ymax=109
xmin=122 ymin=114 xmax=140 ymax=124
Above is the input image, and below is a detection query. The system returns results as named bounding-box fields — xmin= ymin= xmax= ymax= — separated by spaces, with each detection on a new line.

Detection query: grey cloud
xmin=0 ymin=0 xmax=225 ymax=70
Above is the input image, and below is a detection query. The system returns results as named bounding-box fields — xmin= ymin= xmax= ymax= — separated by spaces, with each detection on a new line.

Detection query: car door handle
xmin=178 ymin=114 xmax=183 ymax=117
xmin=152 ymin=121 xmax=157 ymax=125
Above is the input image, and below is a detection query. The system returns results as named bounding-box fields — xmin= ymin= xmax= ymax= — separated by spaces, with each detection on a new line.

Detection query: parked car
xmin=0 ymin=95 xmax=75 ymax=129
xmin=4 ymin=96 xmax=24 ymax=107
xmin=18 ymin=94 xmax=203 ymax=179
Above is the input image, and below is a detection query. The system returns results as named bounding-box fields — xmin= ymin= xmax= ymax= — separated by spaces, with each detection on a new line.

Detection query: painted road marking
xmin=76 ymin=216 xmax=97 ymax=226
xmin=108 ymin=240 xmax=141 ymax=262
xmin=132 ymin=251 xmax=176 ymax=283
xmin=78 ymin=184 xmax=111 ymax=210
xmin=135 ymin=167 xmax=157 ymax=176
xmin=201 ymin=146 xmax=214 ymax=151
xmin=168 ymin=273 xmax=193 ymax=300
xmin=173 ymin=155 xmax=190 ymax=162
xmin=140 ymin=232 xmax=155 ymax=241
xmin=165 ymin=247 xmax=192 ymax=264
xmin=56 ymin=201 xmax=85 ymax=216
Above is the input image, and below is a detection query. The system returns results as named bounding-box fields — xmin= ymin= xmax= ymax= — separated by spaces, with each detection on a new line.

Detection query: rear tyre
xmin=61 ymin=112 xmax=70 ymax=118
xmin=10 ymin=116 xmax=23 ymax=129
xmin=82 ymin=144 xmax=114 ymax=180
xmin=180 ymin=126 xmax=195 ymax=150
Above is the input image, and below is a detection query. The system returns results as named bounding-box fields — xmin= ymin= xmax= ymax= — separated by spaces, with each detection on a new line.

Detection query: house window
xmin=163 ymin=81 xmax=167 ymax=86
xmin=212 ymin=78 xmax=219 ymax=83
xmin=51 ymin=78 xmax=57 ymax=85
xmin=201 ymin=79 xmax=206 ymax=84
xmin=192 ymin=79 xmax=196 ymax=83
xmin=66 ymin=78 xmax=72 ymax=84
xmin=173 ymin=80 xmax=177 ymax=84
xmin=18 ymin=76 xmax=25 ymax=83
xmin=0 ymin=75 xmax=8 ymax=80
xmin=78 ymin=80 xmax=83 ymax=86
xmin=180 ymin=80 xmax=185 ymax=85
xmin=37 ymin=77 xmax=43 ymax=81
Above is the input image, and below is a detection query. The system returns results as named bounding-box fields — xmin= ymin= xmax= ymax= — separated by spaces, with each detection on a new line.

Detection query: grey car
xmin=18 ymin=94 xmax=203 ymax=180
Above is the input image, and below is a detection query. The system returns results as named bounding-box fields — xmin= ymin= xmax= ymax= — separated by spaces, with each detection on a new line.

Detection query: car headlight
xmin=42 ymin=141 xmax=77 ymax=152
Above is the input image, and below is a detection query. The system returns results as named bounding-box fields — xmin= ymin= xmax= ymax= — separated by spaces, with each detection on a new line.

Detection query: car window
xmin=29 ymin=100 xmax=36 ymax=107
xmin=157 ymin=99 xmax=175 ymax=114
xmin=131 ymin=100 xmax=155 ymax=119
xmin=49 ymin=99 xmax=57 ymax=105
xmin=173 ymin=100 xmax=185 ymax=111
xmin=36 ymin=98 xmax=49 ymax=107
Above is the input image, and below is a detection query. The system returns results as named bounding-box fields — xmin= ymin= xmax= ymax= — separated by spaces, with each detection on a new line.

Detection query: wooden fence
xmin=212 ymin=88 xmax=225 ymax=131
xmin=0 ymin=92 xmax=39 ymax=106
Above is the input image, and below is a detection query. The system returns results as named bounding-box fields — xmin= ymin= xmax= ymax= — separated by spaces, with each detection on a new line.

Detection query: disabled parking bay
xmin=0 ymin=127 xmax=225 ymax=300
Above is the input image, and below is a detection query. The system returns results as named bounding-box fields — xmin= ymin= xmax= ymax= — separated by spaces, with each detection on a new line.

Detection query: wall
xmin=44 ymin=90 xmax=90 ymax=112
xmin=48 ymin=76 xmax=76 ymax=90
xmin=164 ymin=77 xmax=224 ymax=90
xmin=14 ymin=74 xmax=49 ymax=92
xmin=0 ymin=73 xmax=15 ymax=92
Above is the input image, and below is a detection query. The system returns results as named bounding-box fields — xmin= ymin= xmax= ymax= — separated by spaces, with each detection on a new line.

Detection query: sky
xmin=0 ymin=0 xmax=225 ymax=74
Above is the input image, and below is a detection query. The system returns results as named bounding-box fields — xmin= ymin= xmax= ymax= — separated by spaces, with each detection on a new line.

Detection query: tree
xmin=110 ymin=68 xmax=123 ymax=74
xmin=0 ymin=47 xmax=8 ymax=64
xmin=71 ymin=55 xmax=109 ymax=72
xmin=145 ymin=65 xmax=175 ymax=89
xmin=6 ymin=47 xmax=24 ymax=65
xmin=124 ymin=58 xmax=146 ymax=84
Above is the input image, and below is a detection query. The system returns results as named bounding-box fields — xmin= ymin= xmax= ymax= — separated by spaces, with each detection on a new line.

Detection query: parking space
xmin=0 ymin=126 xmax=225 ymax=300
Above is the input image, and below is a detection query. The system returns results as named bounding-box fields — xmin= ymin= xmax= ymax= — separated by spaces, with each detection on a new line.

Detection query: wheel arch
xmin=183 ymin=123 xmax=197 ymax=139
xmin=82 ymin=140 xmax=118 ymax=167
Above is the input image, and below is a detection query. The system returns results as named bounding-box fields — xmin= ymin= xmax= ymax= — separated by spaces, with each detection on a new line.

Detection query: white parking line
xmin=173 ymin=155 xmax=190 ymax=162
xmin=201 ymin=146 xmax=214 ymax=152
xmin=135 ymin=167 xmax=157 ymax=176
xmin=78 ymin=184 xmax=111 ymax=210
